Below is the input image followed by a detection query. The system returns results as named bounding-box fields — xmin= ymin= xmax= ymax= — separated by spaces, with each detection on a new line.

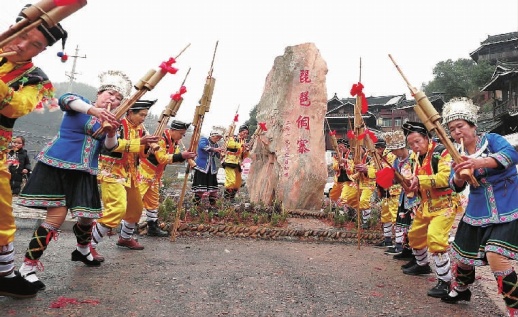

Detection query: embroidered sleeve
xmin=59 ymin=93 xmax=91 ymax=112
xmin=199 ymin=137 xmax=211 ymax=153
xmin=418 ymin=151 xmax=453 ymax=189
xmin=0 ymin=84 xmax=40 ymax=118
xmin=111 ymin=138 xmax=141 ymax=153
xmin=154 ymin=139 xmax=170 ymax=165
xmin=487 ymin=133 xmax=518 ymax=169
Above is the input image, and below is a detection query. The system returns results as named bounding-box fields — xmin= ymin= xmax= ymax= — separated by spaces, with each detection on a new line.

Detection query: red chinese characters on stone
xmin=296 ymin=115 xmax=310 ymax=130
xmin=299 ymin=70 xmax=311 ymax=83
xmin=299 ymin=91 xmax=311 ymax=107
xmin=297 ymin=139 xmax=310 ymax=154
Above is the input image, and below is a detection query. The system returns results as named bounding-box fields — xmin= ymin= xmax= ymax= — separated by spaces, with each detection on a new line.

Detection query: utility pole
xmin=65 ymin=45 xmax=87 ymax=92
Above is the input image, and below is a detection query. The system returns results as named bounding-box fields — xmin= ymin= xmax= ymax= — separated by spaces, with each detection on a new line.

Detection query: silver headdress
xmin=98 ymin=70 xmax=133 ymax=99
xmin=384 ymin=130 xmax=406 ymax=150
xmin=210 ymin=126 xmax=225 ymax=137
xmin=442 ymin=97 xmax=479 ymax=126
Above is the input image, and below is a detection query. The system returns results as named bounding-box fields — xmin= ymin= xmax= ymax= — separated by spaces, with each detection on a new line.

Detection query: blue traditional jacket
xmin=194 ymin=136 xmax=220 ymax=174
xmin=450 ymin=133 xmax=518 ymax=226
xmin=36 ymin=93 xmax=105 ymax=175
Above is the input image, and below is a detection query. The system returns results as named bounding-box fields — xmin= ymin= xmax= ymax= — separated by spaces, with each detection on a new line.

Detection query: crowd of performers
xmin=1 ymin=7 xmax=518 ymax=316
xmin=0 ymin=5 xmax=251 ymax=297
xmin=328 ymin=97 xmax=518 ymax=315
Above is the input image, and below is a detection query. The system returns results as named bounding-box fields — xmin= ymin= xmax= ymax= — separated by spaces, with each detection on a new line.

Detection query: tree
xmin=423 ymin=58 xmax=493 ymax=101
xmin=244 ymin=105 xmax=258 ymax=136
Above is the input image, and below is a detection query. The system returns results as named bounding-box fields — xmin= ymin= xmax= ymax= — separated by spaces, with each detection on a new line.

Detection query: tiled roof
xmin=481 ymin=61 xmax=518 ymax=91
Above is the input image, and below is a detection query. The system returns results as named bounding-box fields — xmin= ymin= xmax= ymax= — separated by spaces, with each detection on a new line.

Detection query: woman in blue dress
xmin=440 ymin=98 xmax=518 ymax=317
xmin=17 ymin=70 xmax=132 ymax=291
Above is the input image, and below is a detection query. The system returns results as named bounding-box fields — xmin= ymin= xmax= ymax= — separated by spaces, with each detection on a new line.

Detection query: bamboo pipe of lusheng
xmin=388 ymin=54 xmax=479 ymax=187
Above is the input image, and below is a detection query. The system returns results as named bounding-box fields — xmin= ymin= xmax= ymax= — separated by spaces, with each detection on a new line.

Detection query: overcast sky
xmin=3 ymin=1 xmax=518 ymax=134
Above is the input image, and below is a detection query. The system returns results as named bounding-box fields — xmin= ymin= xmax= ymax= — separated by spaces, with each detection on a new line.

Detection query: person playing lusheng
xmin=329 ymin=139 xmax=353 ymax=205
xmin=139 ymin=119 xmax=196 ymax=237
xmin=339 ymin=146 xmax=362 ymax=214
xmin=7 ymin=136 xmax=32 ymax=195
xmin=192 ymin=129 xmax=224 ymax=209
xmin=0 ymin=4 xmax=68 ymax=298
xmin=401 ymin=121 xmax=462 ymax=298
xmin=354 ymin=145 xmax=377 ymax=229
xmin=382 ymin=130 xmax=418 ymax=263
xmin=16 ymin=70 xmax=130 ymax=291
xmin=440 ymin=98 xmax=518 ymax=317
xmin=372 ymin=138 xmax=398 ymax=247
xmin=222 ymin=124 xmax=249 ymax=202
xmin=91 ymin=100 xmax=159 ymax=261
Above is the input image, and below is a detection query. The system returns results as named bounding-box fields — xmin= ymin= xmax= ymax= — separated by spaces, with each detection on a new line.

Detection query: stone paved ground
xmin=11 ymin=203 xmax=512 ymax=315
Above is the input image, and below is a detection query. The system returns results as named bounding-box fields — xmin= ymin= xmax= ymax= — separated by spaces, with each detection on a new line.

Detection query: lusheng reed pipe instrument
xmin=100 ymin=102 xmax=112 ymax=131
xmin=0 ymin=51 xmax=17 ymax=58
xmin=388 ymin=54 xmax=479 ymax=187
xmin=220 ymin=106 xmax=240 ymax=156
xmin=0 ymin=0 xmax=88 ymax=48
xmin=148 ymin=68 xmax=191 ymax=152
xmin=171 ymin=41 xmax=218 ymax=242
xmin=92 ymin=44 xmax=190 ymax=138
xmin=247 ymin=122 xmax=268 ymax=152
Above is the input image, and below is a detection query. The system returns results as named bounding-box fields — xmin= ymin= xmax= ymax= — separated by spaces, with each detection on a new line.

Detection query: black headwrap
xmin=402 ymin=121 xmax=431 ymax=138
xmin=374 ymin=138 xmax=386 ymax=148
xmin=17 ymin=4 xmax=68 ymax=48
xmin=337 ymin=138 xmax=349 ymax=146
xmin=130 ymin=99 xmax=157 ymax=111
xmin=170 ymin=120 xmax=190 ymax=130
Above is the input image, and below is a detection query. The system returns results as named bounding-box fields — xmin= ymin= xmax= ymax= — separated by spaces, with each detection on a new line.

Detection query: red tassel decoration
xmin=350 ymin=82 xmax=369 ymax=114
xmin=53 ymin=0 xmax=79 ymax=6
xmin=258 ymin=122 xmax=267 ymax=131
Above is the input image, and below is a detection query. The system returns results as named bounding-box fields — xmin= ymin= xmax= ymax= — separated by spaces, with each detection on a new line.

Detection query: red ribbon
xmin=350 ymin=82 xmax=368 ymax=114
xmin=171 ymin=86 xmax=187 ymax=101
xmin=160 ymin=58 xmax=178 ymax=74
xmin=53 ymin=0 xmax=79 ymax=5
xmin=358 ymin=128 xmax=378 ymax=143
xmin=329 ymin=130 xmax=336 ymax=136
xmin=258 ymin=122 xmax=267 ymax=131
xmin=233 ymin=114 xmax=239 ymax=122
xmin=347 ymin=130 xmax=355 ymax=139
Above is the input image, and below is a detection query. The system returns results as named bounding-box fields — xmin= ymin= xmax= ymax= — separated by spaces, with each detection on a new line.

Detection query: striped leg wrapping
xmin=0 ymin=243 xmax=15 ymax=276
xmin=146 ymin=209 xmax=159 ymax=223
xmin=362 ymin=209 xmax=371 ymax=223
xmin=413 ymin=247 xmax=428 ymax=266
xmin=120 ymin=220 xmax=135 ymax=240
xmin=382 ymin=223 xmax=393 ymax=238
xmin=394 ymin=227 xmax=404 ymax=244
xmin=433 ymin=253 xmax=452 ymax=282
xmin=91 ymin=222 xmax=111 ymax=248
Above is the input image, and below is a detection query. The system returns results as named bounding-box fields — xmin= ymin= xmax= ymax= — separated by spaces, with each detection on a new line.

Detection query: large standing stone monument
xmin=247 ymin=43 xmax=328 ymax=210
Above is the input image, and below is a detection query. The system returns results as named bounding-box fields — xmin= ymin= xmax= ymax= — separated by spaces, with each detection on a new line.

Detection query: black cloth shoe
xmin=427 ymin=279 xmax=451 ymax=298
xmin=393 ymin=248 xmax=413 ymax=260
xmin=385 ymin=246 xmax=401 ymax=255
xmin=147 ymin=221 xmax=169 ymax=237
xmin=441 ymin=288 xmax=472 ymax=303
xmin=401 ymin=257 xmax=416 ymax=269
xmin=71 ymin=250 xmax=101 ymax=267
xmin=0 ymin=271 xmax=39 ymax=298
xmin=374 ymin=240 xmax=392 ymax=248
xmin=402 ymin=263 xmax=432 ymax=275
